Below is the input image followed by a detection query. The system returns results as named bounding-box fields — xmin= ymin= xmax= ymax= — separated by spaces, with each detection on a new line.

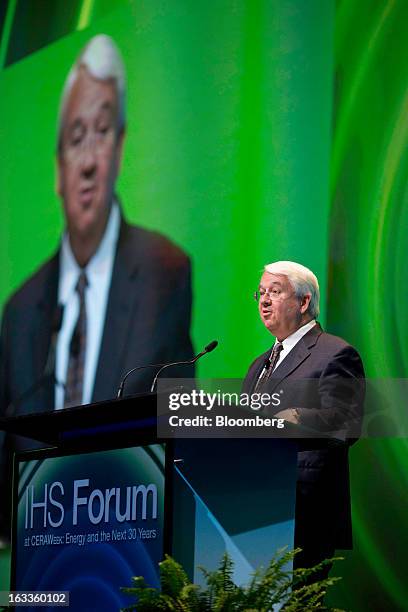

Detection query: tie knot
xmin=272 ymin=342 xmax=283 ymax=355
xmin=76 ymin=271 xmax=88 ymax=296
xmin=269 ymin=342 xmax=283 ymax=364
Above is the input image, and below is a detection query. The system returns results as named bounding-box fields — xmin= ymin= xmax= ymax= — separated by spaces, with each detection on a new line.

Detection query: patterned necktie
xmin=64 ymin=271 xmax=88 ymax=408
xmin=254 ymin=342 xmax=284 ymax=392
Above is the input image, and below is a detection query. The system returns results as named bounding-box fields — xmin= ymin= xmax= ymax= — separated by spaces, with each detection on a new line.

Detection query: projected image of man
xmin=0 ymin=35 xmax=194 ymax=543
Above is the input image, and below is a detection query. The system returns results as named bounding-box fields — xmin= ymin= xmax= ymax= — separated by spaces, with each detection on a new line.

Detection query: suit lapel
xmin=244 ymin=351 xmax=270 ymax=394
xmin=266 ymin=323 xmax=322 ymax=393
xmin=92 ymin=221 xmax=140 ymax=403
xmin=33 ymin=253 xmax=59 ymax=411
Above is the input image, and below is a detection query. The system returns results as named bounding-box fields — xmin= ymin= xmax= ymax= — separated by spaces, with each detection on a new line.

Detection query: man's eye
xmin=69 ymin=127 xmax=85 ymax=146
xmin=71 ymin=136 xmax=82 ymax=146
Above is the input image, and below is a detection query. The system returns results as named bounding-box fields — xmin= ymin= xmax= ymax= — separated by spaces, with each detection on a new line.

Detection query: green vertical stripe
xmin=0 ymin=0 xmax=17 ymax=69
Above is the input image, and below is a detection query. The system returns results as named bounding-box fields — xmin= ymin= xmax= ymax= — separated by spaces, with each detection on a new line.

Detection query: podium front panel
xmin=11 ymin=442 xmax=170 ymax=611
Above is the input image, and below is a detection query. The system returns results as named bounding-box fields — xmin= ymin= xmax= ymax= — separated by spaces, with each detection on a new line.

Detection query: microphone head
xmin=204 ymin=340 xmax=218 ymax=354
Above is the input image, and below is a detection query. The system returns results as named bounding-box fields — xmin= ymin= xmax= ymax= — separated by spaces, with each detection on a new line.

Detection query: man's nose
xmin=80 ymin=143 xmax=97 ymax=176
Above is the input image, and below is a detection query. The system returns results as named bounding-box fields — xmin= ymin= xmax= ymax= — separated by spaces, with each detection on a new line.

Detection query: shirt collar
xmin=276 ymin=319 xmax=316 ymax=351
xmin=59 ymin=201 xmax=120 ymax=303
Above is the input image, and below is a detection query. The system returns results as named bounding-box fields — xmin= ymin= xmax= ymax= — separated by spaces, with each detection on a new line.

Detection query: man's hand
xmin=274 ymin=408 xmax=300 ymax=424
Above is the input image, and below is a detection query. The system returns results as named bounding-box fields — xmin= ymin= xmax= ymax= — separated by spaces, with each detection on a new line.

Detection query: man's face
xmin=57 ymin=67 xmax=124 ymax=245
xmin=258 ymin=272 xmax=310 ymax=340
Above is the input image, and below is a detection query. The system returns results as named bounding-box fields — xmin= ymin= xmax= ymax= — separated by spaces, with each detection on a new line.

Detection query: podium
xmin=0 ymin=395 xmax=298 ymax=608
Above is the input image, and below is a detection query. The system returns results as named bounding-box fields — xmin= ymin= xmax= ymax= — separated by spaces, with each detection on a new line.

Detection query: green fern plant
xmin=121 ymin=548 xmax=345 ymax=611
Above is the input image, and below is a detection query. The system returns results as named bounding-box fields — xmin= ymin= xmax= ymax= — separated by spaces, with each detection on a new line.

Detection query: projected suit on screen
xmin=0 ymin=35 xmax=194 ymax=541
xmin=243 ymin=261 xmax=365 ymax=577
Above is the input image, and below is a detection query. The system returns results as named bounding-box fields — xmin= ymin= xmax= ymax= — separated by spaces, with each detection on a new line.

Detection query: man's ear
xmin=300 ymin=293 xmax=312 ymax=314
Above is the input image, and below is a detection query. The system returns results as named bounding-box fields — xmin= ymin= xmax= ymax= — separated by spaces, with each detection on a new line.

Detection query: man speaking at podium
xmin=243 ymin=261 xmax=365 ymax=576
xmin=0 ymin=35 xmax=194 ymax=542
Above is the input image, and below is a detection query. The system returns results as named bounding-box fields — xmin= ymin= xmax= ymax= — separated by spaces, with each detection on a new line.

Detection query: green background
xmin=0 ymin=1 xmax=407 ymax=609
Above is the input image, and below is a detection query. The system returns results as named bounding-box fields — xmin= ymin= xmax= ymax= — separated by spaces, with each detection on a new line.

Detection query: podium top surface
xmin=0 ymin=393 xmax=156 ymax=447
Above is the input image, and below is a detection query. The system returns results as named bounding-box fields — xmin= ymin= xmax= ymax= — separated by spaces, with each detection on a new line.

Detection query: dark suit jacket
xmin=243 ymin=323 xmax=365 ymax=551
xmin=0 ymin=219 xmax=194 ymax=536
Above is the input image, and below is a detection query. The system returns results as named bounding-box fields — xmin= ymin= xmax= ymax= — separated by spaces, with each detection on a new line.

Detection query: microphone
xmin=199 ymin=340 xmax=218 ymax=356
xmin=116 ymin=341 xmax=219 ymax=400
xmin=150 ymin=340 xmax=218 ymax=393
xmin=7 ymin=304 xmax=64 ymax=415
xmin=263 ymin=355 xmax=272 ymax=371
xmin=116 ymin=361 xmax=169 ymax=400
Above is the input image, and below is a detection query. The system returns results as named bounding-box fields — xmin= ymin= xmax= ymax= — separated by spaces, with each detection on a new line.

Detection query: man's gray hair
xmin=58 ymin=34 xmax=126 ymax=149
xmin=264 ymin=261 xmax=320 ymax=318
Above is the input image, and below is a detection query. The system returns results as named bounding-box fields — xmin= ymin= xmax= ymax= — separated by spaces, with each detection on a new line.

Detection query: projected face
xmin=258 ymin=272 xmax=310 ymax=340
xmin=57 ymin=67 xmax=123 ymax=263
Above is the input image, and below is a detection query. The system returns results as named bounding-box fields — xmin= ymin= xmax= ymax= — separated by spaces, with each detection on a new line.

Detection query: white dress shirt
xmin=55 ymin=203 xmax=120 ymax=409
xmin=272 ymin=320 xmax=316 ymax=371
